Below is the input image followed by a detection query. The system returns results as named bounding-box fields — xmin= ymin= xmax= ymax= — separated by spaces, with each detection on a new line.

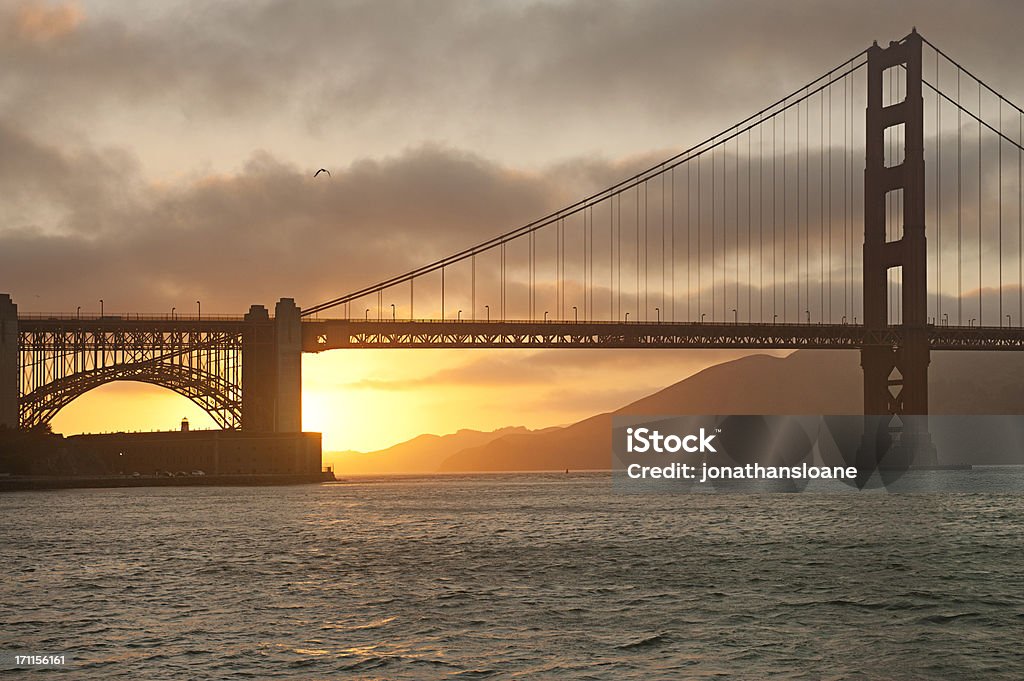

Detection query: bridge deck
xmin=21 ymin=317 xmax=1024 ymax=352
xmin=300 ymin=320 xmax=1024 ymax=352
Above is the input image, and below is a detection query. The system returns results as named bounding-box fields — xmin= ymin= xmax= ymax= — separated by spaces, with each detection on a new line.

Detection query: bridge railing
xmin=17 ymin=313 xmax=248 ymax=322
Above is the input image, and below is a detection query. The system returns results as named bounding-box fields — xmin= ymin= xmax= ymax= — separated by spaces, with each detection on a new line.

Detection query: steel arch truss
xmin=19 ymin=320 xmax=245 ymax=430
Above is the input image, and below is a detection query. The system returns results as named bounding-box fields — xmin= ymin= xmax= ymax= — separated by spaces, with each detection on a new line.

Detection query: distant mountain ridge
xmin=330 ymin=350 xmax=1024 ymax=474
xmin=438 ymin=350 xmax=1024 ymax=472
xmin=326 ymin=426 xmax=557 ymax=475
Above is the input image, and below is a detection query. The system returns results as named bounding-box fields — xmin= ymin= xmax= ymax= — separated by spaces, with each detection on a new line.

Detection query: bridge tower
xmin=0 ymin=294 xmax=17 ymax=430
xmin=861 ymin=30 xmax=935 ymax=463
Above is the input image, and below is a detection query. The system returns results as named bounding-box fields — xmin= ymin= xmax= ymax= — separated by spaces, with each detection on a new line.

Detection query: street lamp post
xmin=391 ymin=303 xmax=396 ymax=321
xmin=732 ymin=308 xmax=737 ymax=324
xmin=171 ymin=306 xmax=175 ymax=320
xmin=655 ymin=307 xmax=660 ymax=323
xmin=625 ymin=312 xmax=630 ymax=322
xmin=197 ymin=301 xmax=201 ymax=320
xmin=543 ymin=311 xmax=548 ymax=322
xmin=76 ymin=306 xmax=81 ymax=320
xmin=805 ymin=309 xmax=810 ymax=324
xmin=700 ymin=312 xmax=706 ymax=323
xmin=365 ymin=308 xmax=370 ymax=320
xmin=100 ymin=299 xmax=104 ymax=317
xmin=943 ymin=313 xmax=949 ymax=326
xmin=572 ymin=306 xmax=577 ymax=322
xmin=458 ymin=310 xmax=462 ymax=321
xmin=485 ymin=305 xmax=490 ymax=321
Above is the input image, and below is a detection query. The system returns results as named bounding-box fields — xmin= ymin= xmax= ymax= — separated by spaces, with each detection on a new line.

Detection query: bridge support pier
xmin=860 ymin=31 xmax=936 ymax=467
xmin=241 ymin=298 xmax=302 ymax=432
xmin=274 ymin=298 xmax=302 ymax=433
xmin=0 ymin=294 xmax=17 ymax=430
xmin=242 ymin=304 xmax=274 ymax=431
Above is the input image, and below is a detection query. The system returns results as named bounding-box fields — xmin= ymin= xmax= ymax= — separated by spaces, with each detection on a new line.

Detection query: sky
xmin=3 ymin=0 xmax=1024 ymax=451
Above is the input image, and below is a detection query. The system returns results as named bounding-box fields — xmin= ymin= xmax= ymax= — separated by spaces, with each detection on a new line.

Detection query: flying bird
xmin=314 ymin=168 xmax=330 ymax=178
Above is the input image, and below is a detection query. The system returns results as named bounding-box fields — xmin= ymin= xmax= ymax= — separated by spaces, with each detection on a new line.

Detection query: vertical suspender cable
xmin=958 ymin=67 xmax=963 ymax=324
xmin=845 ymin=71 xmax=850 ymax=322
xmin=748 ymin=124 xmax=753 ymax=321
xmin=821 ymin=89 xmax=826 ymax=322
xmin=630 ymin=180 xmax=638 ymax=319
xmin=797 ymin=99 xmax=801 ymax=320
xmin=774 ymin=113 xmax=778 ymax=320
xmin=759 ymin=115 xmax=764 ymax=321
xmin=936 ymin=49 xmax=942 ymax=324
xmin=671 ymin=166 xmax=675 ymax=321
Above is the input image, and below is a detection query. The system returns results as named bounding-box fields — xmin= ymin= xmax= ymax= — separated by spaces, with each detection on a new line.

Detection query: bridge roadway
xmin=300 ymin=319 xmax=1024 ymax=352
xmin=17 ymin=316 xmax=1024 ymax=353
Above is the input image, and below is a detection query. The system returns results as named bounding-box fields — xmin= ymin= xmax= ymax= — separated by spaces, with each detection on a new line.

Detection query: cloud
xmin=2 ymin=0 xmax=1023 ymax=322
xmin=3 ymin=0 xmax=1024 ymax=175
xmin=13 ymin=0 xmax=82 ymax=43
xmin=0 ymin=125 xmax=660 ymax=311
xmin=2 ymin=114 xmax=1019 ymax=327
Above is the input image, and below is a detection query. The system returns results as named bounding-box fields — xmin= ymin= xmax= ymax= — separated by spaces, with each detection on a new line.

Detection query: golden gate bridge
xmin=3 ymin=30 xmax=1024 ymax=454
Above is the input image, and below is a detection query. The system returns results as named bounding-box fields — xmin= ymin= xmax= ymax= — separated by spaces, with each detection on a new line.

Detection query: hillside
xmin=326 ymin=426 xmax=557 ymax=475
xmin=436 ymin=350 xmax=1024 ymax=472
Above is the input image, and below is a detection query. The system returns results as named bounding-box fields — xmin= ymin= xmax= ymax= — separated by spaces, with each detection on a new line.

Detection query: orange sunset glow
xmin=50 ymin=349 xmax=785 ymax=454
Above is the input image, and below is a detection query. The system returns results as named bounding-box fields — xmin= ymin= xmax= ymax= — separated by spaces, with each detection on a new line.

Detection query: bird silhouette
xmin=314 ymin=168 xmax=330 ymax=177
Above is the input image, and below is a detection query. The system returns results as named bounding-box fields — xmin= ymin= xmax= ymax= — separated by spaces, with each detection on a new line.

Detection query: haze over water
xmin=3 ymin=472 xmax=1023 ymax=679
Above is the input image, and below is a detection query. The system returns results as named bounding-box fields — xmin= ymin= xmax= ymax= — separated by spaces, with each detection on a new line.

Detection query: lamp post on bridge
xmin=572 ymin=305 xmax=577 ymax=323
xmin=171 ymin=307 xmax=176 ymax=320
xmin=943 ymin=313 xmax=949 ymax=326
xmin=543 ymin=311 xmax=548 ymax=323
xmin=655 ymin=307 xmax=660 ymax=323
xmin=625 ymin=312 xmax=630 ymax=322
xmin=197 ymin=300 xmax=201 ymax=321
xmin=700 ymin=313 xmax=705 ymax=324
xmin=805 ymin=309 xmax=810 ymax=324
xmin=365 ymin=308 xmax=370 ymax=320
xmin=485 ymin=305 xmax=489 ymax=321
xmin=391 ymin=303 xmax=395 ymax=321
xmin=76 ymin=306 xmax=80 ymax=320
xmin=732 ymin=308 xmax=737 ymax=324
xmin=458 ymin=309 xmax=462 ymax=321
xmin=100 ymin=299 xmax=104 ymax=317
